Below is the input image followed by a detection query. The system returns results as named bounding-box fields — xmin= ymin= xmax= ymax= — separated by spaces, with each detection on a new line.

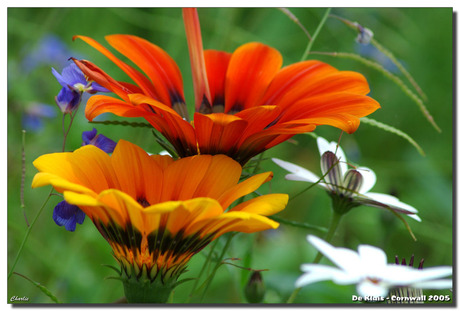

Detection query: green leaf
xmin=151 ymin=130 xmax=179 ymax=158
xmin=361 ymin=117 xmax=425 ymax=156
xmin=13 ymin=272 xmax=61 ymax=303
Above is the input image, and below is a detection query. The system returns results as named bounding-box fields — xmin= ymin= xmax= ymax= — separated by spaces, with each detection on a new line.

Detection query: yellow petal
xmin=32 ymin=173 xmax=96 ymax=196
xmin=229 ymin=193 xmax=288 ymax=216
xmin=217 ymin=171 xmax=273 ymax=210
xmin=187 ymin=211 xmax=279 ymax=239
xmin=162 ymin=197 xmax=223 ymax=235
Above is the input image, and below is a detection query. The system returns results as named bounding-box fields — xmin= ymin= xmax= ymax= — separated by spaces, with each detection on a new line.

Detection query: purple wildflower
xmin=53 ymin=201 xmax=85 ymax=232
xmin=82 ymin=128 xmax=117 ymax=153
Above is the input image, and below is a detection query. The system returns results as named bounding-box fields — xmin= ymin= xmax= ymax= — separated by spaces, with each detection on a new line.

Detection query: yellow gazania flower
xmin=32 ymin=140 xmax=287 ymax=302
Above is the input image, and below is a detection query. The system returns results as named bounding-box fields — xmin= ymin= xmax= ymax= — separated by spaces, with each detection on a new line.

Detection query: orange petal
xmin=85 ymin=95 xmax=152 ymax=121
xmin=72 ymin=59 xmax=133 ymax=101
xmin=192 ymin=155 xmax=242 ymax=199
xmin=183 ymin=8 xmax=212 ymax=112
xmin=278 ymin=93 xmax=381 ymax=133
xmin=111 ymin=140 xmax=161 ymax=204
xmin=265 ymin=62 xmax=371 ymax=109
xmin=128 ymin=93 xmax=198 ymax=156
xmin=160 ymin=154 xmax=242 ymax=201
xmin=203 ymin=50 xmax=232 ymax=112
xmin=73 ymin=35 xmax=158 ymax=99
xmin=160 ymin=155 xmax=214 ymax=201
xmin=234 ymin=105 xmax=281 ymax=145
xmin=225 ymin=42 xmax=282 ymax=112
xmin=194 ymin=112 xmax=248 ymax=156
xmin=106 ymin=35 xmax=185 ymax=111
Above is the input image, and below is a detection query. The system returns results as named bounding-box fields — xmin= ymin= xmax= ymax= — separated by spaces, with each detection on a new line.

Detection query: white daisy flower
xmin=296 ymin=235 xmax=452 ymax=298
xmin=273 ymin=137 xmax=420 ymax=220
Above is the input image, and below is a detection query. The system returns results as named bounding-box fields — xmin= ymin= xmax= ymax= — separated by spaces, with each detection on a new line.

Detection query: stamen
xmin=418 ymin=258 xmax=425 ymax=270
xmin=409 ymin=254 xmax=415 ymax=267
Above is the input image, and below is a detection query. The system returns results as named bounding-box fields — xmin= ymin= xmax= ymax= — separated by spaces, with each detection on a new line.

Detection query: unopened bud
xmin=244 ymin=271 xmax=265 ymax=303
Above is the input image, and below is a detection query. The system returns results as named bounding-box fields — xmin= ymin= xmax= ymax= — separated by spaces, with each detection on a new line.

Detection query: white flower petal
xmin=357 ymin=279 xmax=390 ymax=298
xmin=357 ymin=244 xmax=388 ymax=271
xmin=296 ymin=264 xmax=353 ymax=287
xmin=285 ymin=174 xmax=329 ymax=189
xmin=333 ymin=145 xmax=348 ymax=176
xmin=317 ymin=137 xmax=333 ymax=156
xmin=317 ymin=137 xmax=347 ymax=175
xmin=272 ymin=158 xmax=322 ymax=184
xmin=307 ymin=235 xmax=362 ymax=274
xmin=382 ymin=265 xmax=452 ymax=286
xmin=413 ymin=279 xmax=452 ymax=289
xmin=408 ymin=214 xmax=422 ymax=222
xmin=364 ymin=192 xmax=419 ymax=214
xmin=406 ymin=266 xmax=453 ymax=283
xmin=356 ymin=167 xmax=376 ymax=194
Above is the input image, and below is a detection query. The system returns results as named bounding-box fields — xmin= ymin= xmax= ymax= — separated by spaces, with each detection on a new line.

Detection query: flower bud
xmin=244 ymin=271 xmax=265 ymax=303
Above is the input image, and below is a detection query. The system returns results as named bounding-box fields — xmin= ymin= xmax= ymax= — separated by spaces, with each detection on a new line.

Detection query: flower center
xmin=367 ymin=277 xmax=381 ymax=284
xmin=137 ymin=196 xmax=150 ymax=208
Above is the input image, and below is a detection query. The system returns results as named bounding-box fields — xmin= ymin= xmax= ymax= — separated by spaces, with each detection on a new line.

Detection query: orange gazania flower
xmin=73 ymin=9 xmax=380 ymax=165
xmin=32 ymin=140 xmax=287 ymax=302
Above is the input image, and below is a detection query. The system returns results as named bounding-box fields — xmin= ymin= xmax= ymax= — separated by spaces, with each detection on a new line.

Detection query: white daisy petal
xmin=408 ymin=214 xmax=422 ymax=222
xmin=357 ymin=279 xmax=390 ymax=298
xmin=332 ymin=142 xmax=348 ymax=176
xmin=356 ymin=167 xmax=377 ymax=194
xmin=357 ymin=244 xmax=388 ymax=269
xmin=307 ymin=235 xmax=361 ymax=273
xmin=297 ymin=235 xmax=451 ymax=297
xmin=272 ymin=158 xmax=319 ymax=181
xmin=317 ymin=137 xmax=347 ymax=175
xmin=296 ymin=264 xmax=351 ymax=287
xmin=364 ymin=192 xmax=419 ymax=214
xmin=406 ymin=266 xmax=453 ymax=283
xmin=317 ymin=136 xmax=333 ymax=156
xmin=413 ymin=279 xmax=452 ymax=289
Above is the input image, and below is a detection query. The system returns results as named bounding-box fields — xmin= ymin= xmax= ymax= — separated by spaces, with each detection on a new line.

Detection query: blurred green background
xmin=8 ymin=7 xmax=453 ymax=304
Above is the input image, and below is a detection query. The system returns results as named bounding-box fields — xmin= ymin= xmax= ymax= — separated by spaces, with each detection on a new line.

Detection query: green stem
xmin=186 ymin=239 xmax=220 ymax=302
xmin=300 ymin=8 xmax=331 ymax=61
xmin=21 ymin=130 xmax=29 ymax=227
xmin=286 ymin=211 xmax=342 ymax=303
xmin=312 ymin=211 xmax=342 ymax=263
xmin=269 ymin=215 xmax=327 ymax=233
xmin=8 ymin=190 xmax=53 ymax=280
xmin=199 ymin=233 xmax=236 ymax=302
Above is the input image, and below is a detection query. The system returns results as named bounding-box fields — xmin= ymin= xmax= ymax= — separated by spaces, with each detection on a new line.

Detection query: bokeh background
xmin=7 ymin=7 xmax=453 ymax=303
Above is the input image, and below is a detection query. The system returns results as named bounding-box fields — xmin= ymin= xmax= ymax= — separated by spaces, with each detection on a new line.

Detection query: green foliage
xmin=7 ymin=7 xmax=452 ymax=304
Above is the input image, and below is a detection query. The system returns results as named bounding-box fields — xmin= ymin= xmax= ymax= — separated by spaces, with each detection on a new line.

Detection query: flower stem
xmin=300 ymin=7 xmax=331 ymax=61
xmin=286 ymin=211 xmax=342 ymax=303
xmin=8 ymin=189 xmax=53 ymax=280
xmin=313 ymin=211 xmax=342 ymax=263
xmin=20 ymin=130 xmax=29 ymax=227
xmin=186 ymin=238 xmax=220 ymax=302
xmin=199 ymin=232 xmax=236 ymax=302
